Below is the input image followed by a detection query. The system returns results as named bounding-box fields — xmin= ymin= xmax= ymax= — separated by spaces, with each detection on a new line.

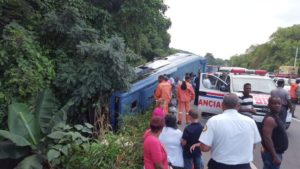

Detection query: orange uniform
xmin=290 ymin=82 xmax=297 ymax=101
xmin=154 ymin=81 xmax=172 ymax=114
xmin=176 ymin=82 xmax=195 ymax=123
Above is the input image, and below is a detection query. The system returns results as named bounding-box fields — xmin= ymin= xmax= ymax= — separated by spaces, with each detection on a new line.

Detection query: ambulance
xmin=198 ymin=68 xmax=292 ymax=129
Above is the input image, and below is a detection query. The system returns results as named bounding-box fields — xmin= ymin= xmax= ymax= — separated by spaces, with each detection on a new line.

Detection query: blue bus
xmin=110 ymin=53 xmax=206 ymax=128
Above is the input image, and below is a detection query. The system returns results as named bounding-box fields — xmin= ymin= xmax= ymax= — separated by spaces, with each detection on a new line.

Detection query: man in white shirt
xmin=191 ymin=93 xmax=261 ymax=169
xmin=203 ymin=75 xmax=211 ymax=89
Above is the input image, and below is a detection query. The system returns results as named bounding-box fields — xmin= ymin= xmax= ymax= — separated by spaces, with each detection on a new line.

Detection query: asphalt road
xmin=179 ymin=104 xmax=300 ymax=169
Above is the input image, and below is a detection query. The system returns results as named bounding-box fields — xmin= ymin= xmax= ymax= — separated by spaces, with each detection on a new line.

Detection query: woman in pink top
xmin=144 ymin=117 xmax=168 ymax=169
xmin=152 ymin=98 xmax=165 ymax=118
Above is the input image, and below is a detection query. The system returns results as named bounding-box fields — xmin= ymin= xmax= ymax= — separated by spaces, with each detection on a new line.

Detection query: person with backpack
xmin=176 ymin=75 xmax=195 ymax=124
xmin=261 ymin=96 xmax=289 ymax=169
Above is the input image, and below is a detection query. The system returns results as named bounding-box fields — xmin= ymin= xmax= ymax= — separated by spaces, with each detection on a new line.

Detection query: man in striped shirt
xmin=238 ymin=83 xmax=256 ymax=118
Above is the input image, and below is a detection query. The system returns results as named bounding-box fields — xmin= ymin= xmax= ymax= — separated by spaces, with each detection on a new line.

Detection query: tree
xmin=0 ymin=22 xmax=54 ymax=128
xmin=204 ymin=53 xmax=227 ymax=66
xmin=229 ymin=24 xmax=300 ymax=72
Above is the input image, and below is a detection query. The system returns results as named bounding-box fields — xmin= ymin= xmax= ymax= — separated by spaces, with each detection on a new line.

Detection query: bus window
xmin=131 ymin=100 xmax=137 ymax=112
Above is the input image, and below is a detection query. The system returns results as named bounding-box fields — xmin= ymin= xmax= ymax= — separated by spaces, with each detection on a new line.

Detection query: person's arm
xmin=150 ymin=140 xmax=165 ymax=169
xmin=189 ymin=85 xmax=195 ymax=101
xmin=238 ymin=107 xmax=256 ymax=114
xmin=176 ymin=86 xmax=181 ymax=100
xmin=190 ymin=142 xmax=200 ymax=152
xmin=181 ymin=138 xmax=187 ymax=146
xmin=238 ymin=97 xmax=256 ymax=114
xmin=154 ymin=162 xmax=165 ymax=169
xmin=154 ymin=85 xmax=161 ymax=100
xmin=200 ymin=142 xmax=211 ymax=152
xmin=262 ymin=117 xmax=281 ymax=165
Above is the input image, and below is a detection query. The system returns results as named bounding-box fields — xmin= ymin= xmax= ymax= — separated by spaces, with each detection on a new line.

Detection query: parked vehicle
xmin=275 ymin=66 xmax=298 ymax=78
xmin=110 ymin=53 xmax=206 ymax=128
xmin=197 ymin=69 xmax=292 ymax=129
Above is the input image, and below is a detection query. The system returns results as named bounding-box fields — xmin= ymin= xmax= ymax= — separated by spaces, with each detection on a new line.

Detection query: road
xmin=179 ymin=104 xmax=300 ymax=169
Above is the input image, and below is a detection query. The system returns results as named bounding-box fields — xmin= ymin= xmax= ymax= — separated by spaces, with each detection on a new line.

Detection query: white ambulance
xmin=198 ymin=69 xmax=292 ymax=129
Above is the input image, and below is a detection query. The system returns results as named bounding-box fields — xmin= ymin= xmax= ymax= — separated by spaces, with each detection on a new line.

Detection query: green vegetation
xmin=0 ymin=89 xmax=150 ymax=168
xmin=0 ymin=0 xmax=171 ymax=127
xmin=2 ymin=0 xmax=299 ymax=168
xmin=229 ymin=25 xmax=300 ymax=72
xmin=0 ymin=0 xmax=167 ymax=168
xmin=63 ymin=112 xmax=150 ymax=169
xmin=204 ymin=53 xmax=229 ymax=66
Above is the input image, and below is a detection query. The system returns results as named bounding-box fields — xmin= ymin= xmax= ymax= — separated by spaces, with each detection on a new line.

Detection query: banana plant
xmin=0 ymin=89 xmax=70 ymax=169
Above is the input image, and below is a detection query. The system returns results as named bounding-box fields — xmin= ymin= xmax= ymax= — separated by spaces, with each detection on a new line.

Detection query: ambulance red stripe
xmin=206 ymin=92 xmax=225 ymax=97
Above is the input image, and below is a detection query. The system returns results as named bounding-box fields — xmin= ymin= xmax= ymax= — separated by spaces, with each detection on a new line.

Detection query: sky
xmin=164 ymin=0 xmax=300 ymax=59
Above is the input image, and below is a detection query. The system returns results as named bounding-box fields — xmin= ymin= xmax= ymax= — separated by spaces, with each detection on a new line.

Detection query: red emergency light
xmin=231 ymin=69 xmax=267 ymax=75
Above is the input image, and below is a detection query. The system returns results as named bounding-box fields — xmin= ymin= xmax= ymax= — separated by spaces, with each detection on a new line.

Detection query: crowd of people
xmin=143 ymin=74 xmax=290 ymax=169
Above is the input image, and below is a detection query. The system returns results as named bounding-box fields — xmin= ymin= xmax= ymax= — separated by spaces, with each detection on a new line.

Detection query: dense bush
xmin=61 ymin=112 xmax=151 ymax=169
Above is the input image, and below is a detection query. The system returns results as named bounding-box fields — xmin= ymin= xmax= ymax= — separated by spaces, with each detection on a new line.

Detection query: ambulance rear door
xmin=198 ymin=73 xmax=229 ymax=115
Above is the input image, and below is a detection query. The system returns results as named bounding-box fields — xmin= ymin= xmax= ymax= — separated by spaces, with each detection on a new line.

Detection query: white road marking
xmin=292 ymin=118 xmax=300 ymax=122
xmin=251 ymin=162 xmax=257 ymax=169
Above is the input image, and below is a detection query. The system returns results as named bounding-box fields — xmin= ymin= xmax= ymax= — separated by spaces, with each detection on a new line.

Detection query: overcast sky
xmin=164 ymin=0 xmax=300 ymax=59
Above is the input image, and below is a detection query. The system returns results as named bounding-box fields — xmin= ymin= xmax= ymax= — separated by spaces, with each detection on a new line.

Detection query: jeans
xmin=261 ymin=151 xmax=283 ymax=169
xmin=184 ymin=156 xmax=204 ymax=169
xmin=279 ymin=106 xmax=288 ymax=125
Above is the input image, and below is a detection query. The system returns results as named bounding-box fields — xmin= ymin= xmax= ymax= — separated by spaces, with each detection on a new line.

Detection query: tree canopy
xmin=0 ymin=0 xmax=172 ymax=126
xmin=229 ymin=24 xmax=300 ymax=72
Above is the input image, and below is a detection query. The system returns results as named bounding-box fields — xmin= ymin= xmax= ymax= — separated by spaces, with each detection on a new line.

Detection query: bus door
xmin=198 ymin=73 xmax=229 ymax=114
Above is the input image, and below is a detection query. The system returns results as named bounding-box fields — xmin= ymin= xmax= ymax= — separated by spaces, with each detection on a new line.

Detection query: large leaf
xmin=0 ymin=130 xmax=31 ymax=146
xmin=47 ymin=131 xmax=67 ymax=139
xmin=14 ymin=154 xmax=45 ymax=169
xmin=0 ymin=141 xmax=31 ymax=159
xmin=35 ymin=90 xmax=72 ymax=135
xmin=47 ymin=149 xmax=60 ymax=161
xmin=35 ymin=89 xmax=59 ymax=134
xmin=8 ymin=103 xmax=41 ymax=145
xmin=50 ymin=100 xmax=72 ymax=125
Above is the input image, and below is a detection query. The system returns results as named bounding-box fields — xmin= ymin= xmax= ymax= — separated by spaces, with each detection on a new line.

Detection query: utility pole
xmin=294 ymin=47 xmax=298 ymax=67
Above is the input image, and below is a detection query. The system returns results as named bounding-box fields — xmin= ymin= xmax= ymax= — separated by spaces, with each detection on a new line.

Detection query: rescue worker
xmin=177 ymin=75 xmax=195 ymax=124
xmin=155 ymin=75 xmax=172 ymax=114
xmin=290 ymin=78 xmax=298 ymax=118
xmin=290 ymin=79 xmax=297 ymax=99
